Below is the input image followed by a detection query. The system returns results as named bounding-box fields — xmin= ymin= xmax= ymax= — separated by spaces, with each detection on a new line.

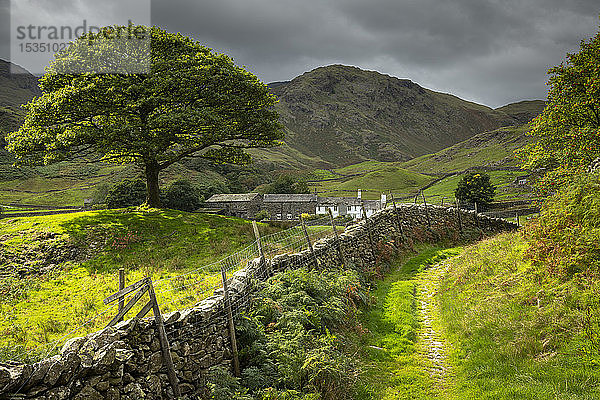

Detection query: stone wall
xmin=0 ymin=204 xmax=516 ymax=400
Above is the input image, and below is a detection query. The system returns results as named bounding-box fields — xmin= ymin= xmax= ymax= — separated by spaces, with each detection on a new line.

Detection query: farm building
xmin=205 ymin=193 xmax=262 ymax=219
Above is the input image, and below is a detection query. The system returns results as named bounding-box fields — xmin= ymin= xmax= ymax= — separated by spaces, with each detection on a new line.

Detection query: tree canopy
xmin=517 ymin=25 xmax=600 ymax=195
xmin=7 ymin=26 xmax=283 ymax=207
xmin=264 ymin=175 xmax=310 ymax=194
xmin=455 ymin=172 xmax=495 ymax=208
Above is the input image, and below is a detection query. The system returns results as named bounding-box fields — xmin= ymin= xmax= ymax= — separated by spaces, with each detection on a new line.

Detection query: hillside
xmin=402 ymin=124 xmax=533 ymax=174
xmin=307 ymin=123 xmax=538 ymax=201
xmin=0 ymin=209 xmax=281 ymax=359
xmin=270 ymin=65 xmax=521 ymax=167
xmin=495 ymin=100 xmax=546 ymax=124
xmin=0 ymin=60 xmax=40 ymax=147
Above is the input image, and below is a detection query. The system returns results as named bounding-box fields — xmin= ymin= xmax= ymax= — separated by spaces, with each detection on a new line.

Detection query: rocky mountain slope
xmin=269 ymin=65 xmax=524 ymax=167
xmin=0 ymin=60 xmax=40 ymax=136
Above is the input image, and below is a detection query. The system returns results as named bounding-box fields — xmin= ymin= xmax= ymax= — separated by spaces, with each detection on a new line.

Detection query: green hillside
xmin=401 ymin=124 xmax=533 ymax=174
xmin=495 ymin=100 xmax=546 ymax=124
xmin=306 ymin=123 xmax=537 ymax=201
xmin=0 ymin=209 xmax=281 ymax=360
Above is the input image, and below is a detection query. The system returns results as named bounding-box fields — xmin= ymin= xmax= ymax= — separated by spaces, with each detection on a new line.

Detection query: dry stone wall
xmin=0 ymin=204 xmax=516 ymax=400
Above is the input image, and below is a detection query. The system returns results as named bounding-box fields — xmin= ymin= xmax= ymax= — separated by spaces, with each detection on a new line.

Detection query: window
xmin=276 ymin=214 xmax=281 ymax=220
xmin=287 ymin=214 xmax=292 ymax=219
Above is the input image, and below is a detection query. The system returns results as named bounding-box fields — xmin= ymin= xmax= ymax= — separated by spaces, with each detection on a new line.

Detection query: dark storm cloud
xmin=151 ymin=0 xmax=599 ymax=107
xmin=3 ymin=1 xmax=598 ymax=107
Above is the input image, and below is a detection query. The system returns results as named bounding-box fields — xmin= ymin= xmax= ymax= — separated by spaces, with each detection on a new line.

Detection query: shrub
xmin=455 ymin=172 xmax=495 ymax=208
xmin=524 ymin=172 xmax=600 ymax=277
xmin=235 ymin=267 xmax=367 ymax=399
xmin=255 ymin=209 xmax=270 ymax=221
xmin=162 ymin=179 xmax=203 ymax=211
xmin=105 ymin=178 xmax=146 ymax=208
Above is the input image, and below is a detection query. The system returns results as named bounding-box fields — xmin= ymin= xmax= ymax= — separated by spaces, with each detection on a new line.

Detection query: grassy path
xmin=355 ymin=245 xmax=460 ymax=399
xmin=415 ymin=257 xmax=454 ymax=392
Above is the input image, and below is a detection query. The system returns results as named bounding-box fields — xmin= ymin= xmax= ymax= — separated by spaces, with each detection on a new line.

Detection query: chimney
xmin=357 ymin=189 xmax=362 ymax=199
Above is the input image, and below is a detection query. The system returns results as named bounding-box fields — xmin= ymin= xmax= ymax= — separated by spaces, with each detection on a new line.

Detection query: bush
xmin=105 ymin=178 xmax=146 ymax=208
xmin=235 ymin=267 xmax=367 ymax=399
xmin=255 ymin=209 xmax=270 ymax=221
xmin=162 ymin=179 xmax=203 ymax=211
xmin=455 ymin=172 xmax=495 ymax=208
xmin=524 ymin=172 xmax=600 ymax=278
xmin=265 ymin=175 xmax=310 ymax=194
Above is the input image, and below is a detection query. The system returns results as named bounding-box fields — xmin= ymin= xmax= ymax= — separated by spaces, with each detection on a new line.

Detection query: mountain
xmin=0 ymin=60 xmax=40 ymax=135
xmin=495 ymin=100 xmax=546 ymax=124
xmin=268 ymin=65 xmax=523 ymax=167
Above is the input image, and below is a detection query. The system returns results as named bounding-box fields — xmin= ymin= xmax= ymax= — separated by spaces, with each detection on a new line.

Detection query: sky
xmin=2 ymin=0 xmax=599 ymax=108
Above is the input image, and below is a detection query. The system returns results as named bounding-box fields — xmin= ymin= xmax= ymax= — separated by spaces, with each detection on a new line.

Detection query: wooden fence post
xmin=327 ymin=209 xmax=346 ymax=266
xmin=515 ymin=212 xmax=519 ymax=227
xmin=147 ymin=281 xmax=182 ymax=398
xmin=421 ymin=190 xmax=432 ymax=228
xmin=474 ymin=202 xmax=480 ymax=228
xmin=219 ymin=264 xmax=241 ymax=378
xmin=104 ymin=278 xmax=181 ymax=398
xmin=389 ymin=193 xmax=405 ymax=243
xmin=118 ymin=268 xmax=125 ymax=322
xmin=300 ymin=215 xmax=317 ymax=265
xmin=455 ymin=198 xmax=463 ymax=233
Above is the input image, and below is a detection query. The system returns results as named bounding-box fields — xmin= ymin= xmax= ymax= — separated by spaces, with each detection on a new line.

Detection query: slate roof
xmin=263 ymin=194 xmax=318 ymax=203
xmin=206 ymin=193 xmax=261 ymax=203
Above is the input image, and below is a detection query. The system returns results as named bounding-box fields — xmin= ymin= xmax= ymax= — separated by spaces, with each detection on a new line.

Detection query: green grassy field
xmin=438 ymin=231 xmax=600 ymax=399
xmin=309 ymin=162 xmax=435 ymax=199
xmin=401 ymin=125 xmax=532 ymax=174
xmin=422 ymin=170 xmax=533 ymax=204
xmin=0 ymin=209 xmax=282 ymax=361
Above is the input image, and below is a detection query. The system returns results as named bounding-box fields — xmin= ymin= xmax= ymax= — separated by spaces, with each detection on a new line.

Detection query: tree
xmin=517 ymin=26 xmax=600 ymax=195
xmin=455 ymin=172 xmax=495 ymax=208
xmin=6 ymin=26 xmax=283 ymax=208
xmin=264 ymin=175 xmax=310 ymax=194
xmin=162 ymin=179 xmax=203 ymax=211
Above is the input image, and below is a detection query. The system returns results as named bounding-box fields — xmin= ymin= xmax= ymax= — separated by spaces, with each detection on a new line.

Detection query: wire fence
xmin=3 ymin=215 xmax=342 ymax=366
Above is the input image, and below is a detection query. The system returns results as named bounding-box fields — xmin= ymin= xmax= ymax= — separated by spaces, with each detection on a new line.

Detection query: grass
xmin=351 ymin=246 xmax=461 ymax=399
xmin=401 ymin=125 xmax=533 ymax=174
xmin=0 ymin=209 xmax=283 ymax=361
xmin=438 ymin=231 xmax=600 ymax=399
xmin=309 ymin=165 xmax=434 ymax=200
xmin=422 ymin=170 xmax=533 ymax=204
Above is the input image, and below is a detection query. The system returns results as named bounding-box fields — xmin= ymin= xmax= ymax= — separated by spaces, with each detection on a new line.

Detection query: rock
xmin=44 ymin=356 xmax=67 ymax=386
xmin=124 ymin=382 xmax=145 ymax=398
xmin=148 ymin=352 xmax=163 ymax=373
xmin=105 ymin=387 xmax=121 ymax=400
xmin=73 ymin=385 xmax=103 ymax=400
xmin=46 ymin=385 xmax=70 ymax=400
xmin=96 ymin=380 xmax=110 ymax=391
xmin=60 ymin=336 xmax=87 ymax=354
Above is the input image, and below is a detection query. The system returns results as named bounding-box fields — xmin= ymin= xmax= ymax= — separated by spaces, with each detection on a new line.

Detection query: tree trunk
xmin=144 ymin=160 xmax=162 ymax=208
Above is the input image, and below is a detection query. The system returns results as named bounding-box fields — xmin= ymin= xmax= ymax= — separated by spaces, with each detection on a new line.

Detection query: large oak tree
xmin=7 ymin=26 xmax=283 ymax=207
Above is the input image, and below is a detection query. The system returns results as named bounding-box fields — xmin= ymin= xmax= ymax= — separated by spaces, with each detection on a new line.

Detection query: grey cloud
xmin=150 ymin=0 xmax=599 ymax=107
xmin=3 ymin=0 xmax=599 ymax=107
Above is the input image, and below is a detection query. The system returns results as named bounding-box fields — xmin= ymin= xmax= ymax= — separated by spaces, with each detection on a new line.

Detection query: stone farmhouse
xmin=204 ymin=193 xmax=262 ymax=219
xmin=205 ymin=190 xmax=386 ymax=221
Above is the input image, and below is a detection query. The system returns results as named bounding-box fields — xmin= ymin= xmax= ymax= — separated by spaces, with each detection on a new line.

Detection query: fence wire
xmin=3 ymin=214 xmax=343 ymax=370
